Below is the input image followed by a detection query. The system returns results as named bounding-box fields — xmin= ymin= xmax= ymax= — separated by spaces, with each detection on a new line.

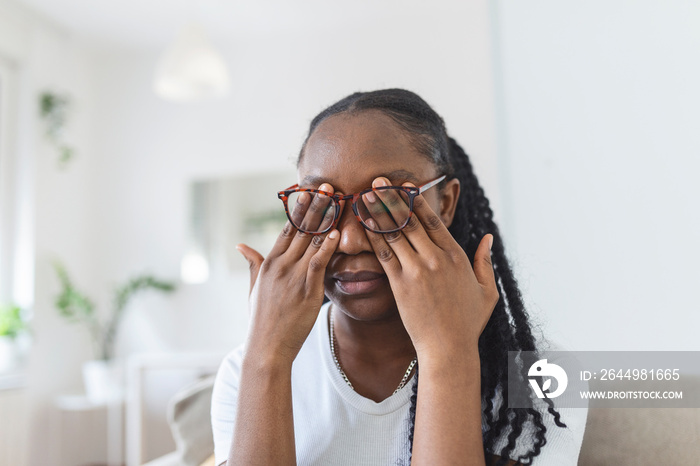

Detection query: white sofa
xmin=148 ymin=376 xmax=700 ymax=465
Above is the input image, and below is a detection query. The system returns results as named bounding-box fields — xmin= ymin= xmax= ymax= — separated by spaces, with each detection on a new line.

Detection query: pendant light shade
xmin=154 ymin=23 xmax=230 ymax=102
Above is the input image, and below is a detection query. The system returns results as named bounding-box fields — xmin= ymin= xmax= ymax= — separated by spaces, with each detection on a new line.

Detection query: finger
xmin=286 ymin=183 xmax=336 ymax=260
xmin=357 ymin=190 xmax=399 ymax=232
xmin=300 ymin=195 xmax=345 ymax=264
xmin=300 ymin=228 xmax=331 ymax=263
xmin=385 ymin=182 xmax=441 ymax=254
xmin=406 ymin=182 xmax=457 ymax=250
xmin=289 ymin=191 xmax=312 ymax=226
xmin=361 ymin=177 xmax=411 ymax=232
xmin=363 ymin=219 xmax=404 ymax=275
xmin=297 ymin=188 xmax=336 ymax=233
xmin=236 ymin=243 xmax=265 ymax=295
xmin=361 ymin=177 xmax=419 ymax=259
xmin=473 ymin=234 xmax=497 ymax=291
xmin=267 ymin=221 xmax=298 ymax=258
xmin=305 ymin=230 xmax=341 ymax=292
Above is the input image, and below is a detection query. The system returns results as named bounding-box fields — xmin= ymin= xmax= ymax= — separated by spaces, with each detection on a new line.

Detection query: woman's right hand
xmin=235 ymin=183 xmax=340 ymax=367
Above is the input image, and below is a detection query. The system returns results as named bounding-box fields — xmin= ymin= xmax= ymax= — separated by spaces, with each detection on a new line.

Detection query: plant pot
xmin=0 ymin=336 xmax=18 ymax=373
xmin=82 ymin=359 xmax=123 ymax=404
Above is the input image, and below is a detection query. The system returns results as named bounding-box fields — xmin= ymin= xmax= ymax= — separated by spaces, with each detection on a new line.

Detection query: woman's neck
xmin=329 ymin=303 xmax=417 ymax=402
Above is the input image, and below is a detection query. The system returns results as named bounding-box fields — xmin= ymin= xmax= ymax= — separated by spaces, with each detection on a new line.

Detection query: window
xmin=0 ymin=55 xmax=31 ymax=376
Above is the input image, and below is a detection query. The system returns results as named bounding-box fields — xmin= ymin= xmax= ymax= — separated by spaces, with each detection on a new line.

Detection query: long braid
xmin=300 ymin=89 xmax=566 ymax=464
xmin=407 ymin=367 xmax=419 ymax=455
xmin=446 ymin=138 xmax=566 ymax=464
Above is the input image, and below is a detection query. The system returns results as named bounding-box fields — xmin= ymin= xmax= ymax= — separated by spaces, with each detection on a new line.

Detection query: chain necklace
xmin=329 ymin=308 xmax=417 ymax=395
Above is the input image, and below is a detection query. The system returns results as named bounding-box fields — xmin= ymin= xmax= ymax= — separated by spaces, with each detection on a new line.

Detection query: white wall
xmin=493 ymin=1 xmax=700 ymax=350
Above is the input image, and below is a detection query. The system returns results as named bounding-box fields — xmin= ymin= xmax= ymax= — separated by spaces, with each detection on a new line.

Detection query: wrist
xmin=242 ymin=344 xmax=295 ymax=376
xmin=417 ymin=343 xmax=481 ymax=376
xmin=416 ymin=339 xmax=480 ymax=364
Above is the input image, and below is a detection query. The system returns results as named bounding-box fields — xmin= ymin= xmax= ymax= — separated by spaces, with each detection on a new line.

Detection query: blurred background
xmin=0 ymin=0 xmax=698 ymax=465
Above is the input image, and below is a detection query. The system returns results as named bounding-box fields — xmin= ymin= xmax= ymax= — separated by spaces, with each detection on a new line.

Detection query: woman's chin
xmin=324 ymin=283 xmax=398 ymax=322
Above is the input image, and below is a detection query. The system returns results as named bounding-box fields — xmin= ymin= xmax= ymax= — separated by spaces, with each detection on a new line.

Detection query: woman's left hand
xmin=364 ymin=178 xmax=500 ymax=360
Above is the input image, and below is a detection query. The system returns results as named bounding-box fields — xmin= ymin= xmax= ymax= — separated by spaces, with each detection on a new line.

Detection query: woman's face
xmin=298 ymin=110 xmax=458 ymax=322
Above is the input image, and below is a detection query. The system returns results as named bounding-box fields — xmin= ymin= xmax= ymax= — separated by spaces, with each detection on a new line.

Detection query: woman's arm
xmin=227 ymin=189 xmax=341 ymax=464
xmin=363 ymin=179 xmax=501 ymax=464
xmin=228 ymin=355 xmax=295 ymax=465
xmin=412 ymin=348 xmax=485 ymax=465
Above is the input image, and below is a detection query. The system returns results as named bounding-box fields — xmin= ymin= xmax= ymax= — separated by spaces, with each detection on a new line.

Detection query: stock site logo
xmin=528 ymin=359 xmax=568 ymax=398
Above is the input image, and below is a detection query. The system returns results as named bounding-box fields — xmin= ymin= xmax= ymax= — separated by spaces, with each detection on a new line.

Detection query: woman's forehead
xmin=298 ymin=111 xmax=437 ymax=189
xmin=298 ymin=169 xmax=422 ymax=190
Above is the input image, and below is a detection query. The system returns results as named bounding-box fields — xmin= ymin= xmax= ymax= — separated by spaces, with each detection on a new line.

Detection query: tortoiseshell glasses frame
xmin=276 ymin=175 xmax=447 ymax=235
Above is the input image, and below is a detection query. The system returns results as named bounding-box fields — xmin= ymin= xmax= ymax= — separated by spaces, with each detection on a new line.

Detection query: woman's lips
xmin=332 ymin=271 xmax=387 ymax=295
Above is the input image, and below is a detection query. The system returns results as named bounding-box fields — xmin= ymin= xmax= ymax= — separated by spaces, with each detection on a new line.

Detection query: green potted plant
xmin=0 ymin=303 xmax=29 ymax=373
xmin=53 ymin=261 xmax=177 ymax=402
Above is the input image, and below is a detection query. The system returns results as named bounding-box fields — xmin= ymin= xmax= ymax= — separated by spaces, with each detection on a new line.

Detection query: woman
xmin=212 ymin=89 xmax=587 ymax=465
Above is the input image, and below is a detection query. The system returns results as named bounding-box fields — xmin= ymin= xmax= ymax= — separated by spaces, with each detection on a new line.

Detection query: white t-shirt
xmin=211 ymin=302 xmax=588 ymax=465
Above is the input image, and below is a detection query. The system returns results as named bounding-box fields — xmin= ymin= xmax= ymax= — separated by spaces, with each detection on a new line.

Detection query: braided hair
xmin=298 ymin=89 xmax=566 ymax=464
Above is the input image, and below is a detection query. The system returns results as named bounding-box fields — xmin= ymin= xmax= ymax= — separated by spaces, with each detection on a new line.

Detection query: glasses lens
xmin=357 ymin=188 xmax=411 ymax=233
xmin=286 ymin=191 xmax=337 ymax=233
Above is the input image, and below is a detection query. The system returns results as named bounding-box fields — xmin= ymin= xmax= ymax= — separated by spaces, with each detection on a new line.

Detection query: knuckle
xmin=281 ymin=222 xmax=295 ymax=237
xmin=260 ymin=259 xmax=272 ymax=273
xmin=491 ymin=290 xmax=501 ymax=306
xmin=383 ymin=231 xmax=402 ymax=243
xmin=425 ymin=256 xmax=441 ymax=271
xmin=308 ymin=256 xmax=324 ymax=272
xmin=450 ymin=248 xmax=468 ymax=264
xmin=311 ymin=235 xmax=325 ymax=247
xmin=406 ymin=266 xmax=423 ymax=280
xmin=403 ymin=215 xmax=420 ymax=232
xmin=377 ymin=247 xmax=394 ymax=263
xmin=296 ymin=229 xmax=309 ymax=239
xmin=423 ymin=214 xmax=443 ymax=231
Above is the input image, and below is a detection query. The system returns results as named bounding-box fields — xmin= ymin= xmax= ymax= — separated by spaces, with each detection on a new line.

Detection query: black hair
xmin=299 ymin=89 xmax=566 ymax=464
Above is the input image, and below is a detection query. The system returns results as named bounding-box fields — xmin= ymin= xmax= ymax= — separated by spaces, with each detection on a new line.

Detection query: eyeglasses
xmin=277 ymin=175 xmax=446 ymax=235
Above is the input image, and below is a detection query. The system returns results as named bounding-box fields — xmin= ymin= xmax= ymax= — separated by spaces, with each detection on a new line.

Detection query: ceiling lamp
xmin=154 ymin=23 xmax=230 ymax=102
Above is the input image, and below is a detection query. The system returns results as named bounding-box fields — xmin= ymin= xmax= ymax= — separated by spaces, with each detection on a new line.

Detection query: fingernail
xmin=328 ymin=230 xmax=339 ymax=240
xmin=488 ymin=235 xmax=493 ymax=250
xmin=373 ymin=178 xmax=388 ymax=187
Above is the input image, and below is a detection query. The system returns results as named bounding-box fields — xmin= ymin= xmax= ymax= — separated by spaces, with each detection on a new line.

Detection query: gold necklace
xmin=329 ymin=308 xmax=417 ymax=395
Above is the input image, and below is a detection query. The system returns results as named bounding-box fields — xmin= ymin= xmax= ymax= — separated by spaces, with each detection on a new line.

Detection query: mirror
xmin=182 ymin=171 xmax=296 ymax=283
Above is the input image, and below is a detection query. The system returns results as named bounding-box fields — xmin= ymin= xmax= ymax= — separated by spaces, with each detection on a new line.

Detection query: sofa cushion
xmin=167 ymin=375 xmax=216 ymax=466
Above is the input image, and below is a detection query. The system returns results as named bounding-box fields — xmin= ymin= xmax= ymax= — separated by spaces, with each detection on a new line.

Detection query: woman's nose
xmin=335 ymin=202 xmax=372 ymax=255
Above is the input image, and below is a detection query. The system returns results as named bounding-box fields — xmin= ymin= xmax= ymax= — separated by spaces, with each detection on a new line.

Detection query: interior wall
xmin=492 ymin=0 xmax=700 ymax=350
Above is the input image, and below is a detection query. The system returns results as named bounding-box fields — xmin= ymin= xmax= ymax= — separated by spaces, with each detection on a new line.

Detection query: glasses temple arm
xmin=418 ymin=175 xmax=447 ymax=194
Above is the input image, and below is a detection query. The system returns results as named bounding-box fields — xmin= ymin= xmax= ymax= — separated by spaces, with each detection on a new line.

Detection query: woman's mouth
xmin=332 ymin=271 xmax=387 ymax=295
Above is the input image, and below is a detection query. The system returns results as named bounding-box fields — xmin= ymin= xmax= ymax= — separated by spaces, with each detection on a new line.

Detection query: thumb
xmin=473 ymin=234 xmax=497 ymax=291
xmin=236 ymin=243 xmax=264 ymax=295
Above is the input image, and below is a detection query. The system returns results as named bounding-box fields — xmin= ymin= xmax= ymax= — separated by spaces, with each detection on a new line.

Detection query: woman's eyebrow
xmin=300 ymin=170 xmax=420 ymax=188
